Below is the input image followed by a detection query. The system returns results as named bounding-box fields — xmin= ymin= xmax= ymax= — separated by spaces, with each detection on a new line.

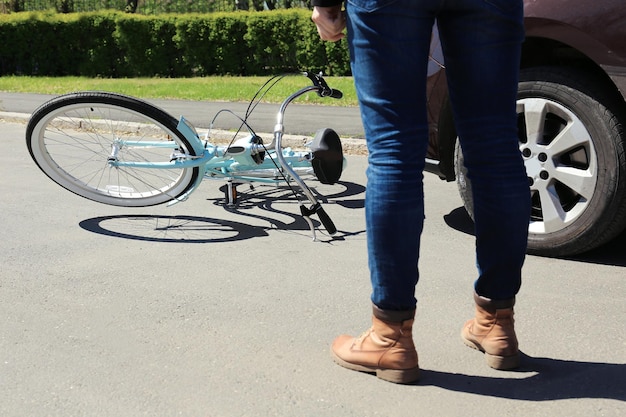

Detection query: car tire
xmin=455 ymin=66 xmax=626 ymax=256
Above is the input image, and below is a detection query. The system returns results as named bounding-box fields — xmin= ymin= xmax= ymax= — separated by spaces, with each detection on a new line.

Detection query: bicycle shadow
xmin=79 ymin=214 xmax=269 ymax=243
xmin=443 ymin=206 xmax=626 ymax=267
xmin=212 ymin=180 xmax=366 ymax=241
xmin=78 ymin=180 xmax=366 ymax=243
xmin=420 ymin=353 xmax=626 ymax=402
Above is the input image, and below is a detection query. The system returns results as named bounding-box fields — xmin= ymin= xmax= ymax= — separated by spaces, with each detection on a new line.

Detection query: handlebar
xmin=314 ymin=206 xmax=337 ymax=235
xmin=304 ymin=71 xmax=344 ymax=99
xmin=301 ymin=203 xmax=337 ymax=236
xmin=269 ymin=72 xmax=342 ymax=237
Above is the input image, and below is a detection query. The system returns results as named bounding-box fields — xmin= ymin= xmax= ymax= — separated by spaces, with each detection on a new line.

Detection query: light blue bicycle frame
xmin=107 ymin=81 xmax=337 ymax=238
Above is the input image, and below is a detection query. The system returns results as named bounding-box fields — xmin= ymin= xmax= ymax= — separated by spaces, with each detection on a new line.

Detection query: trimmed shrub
xmin=0 ymin=10 xmax=350 ymax=76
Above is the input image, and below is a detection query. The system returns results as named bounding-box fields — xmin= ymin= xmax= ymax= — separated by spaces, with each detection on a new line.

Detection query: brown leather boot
xmin=331 ymin=305 xmax=420 ymax=384
xmin=461 ymin=293 xmax=520 ymax=370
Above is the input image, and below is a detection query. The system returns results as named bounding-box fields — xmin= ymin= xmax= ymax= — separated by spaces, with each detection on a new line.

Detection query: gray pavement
xmin=1 ymin=100 xmax=626 ymax=416
xmin=0 ymin=92 xmax=366 ymax=138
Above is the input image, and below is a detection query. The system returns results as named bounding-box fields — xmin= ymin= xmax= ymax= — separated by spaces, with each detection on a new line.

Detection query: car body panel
xmin=524 ymin=0 xmax=626 ymax=97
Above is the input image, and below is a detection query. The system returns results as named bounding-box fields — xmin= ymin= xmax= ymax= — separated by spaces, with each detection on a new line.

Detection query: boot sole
xmin=461 ymin=337 xmax=520 ymax=370
xmin=331 ymin=350 xmax=420 ymax=384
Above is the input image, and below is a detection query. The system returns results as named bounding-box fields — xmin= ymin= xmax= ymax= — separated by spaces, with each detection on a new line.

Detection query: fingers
xmin=312 ymin=6 xmax=346 ymax=42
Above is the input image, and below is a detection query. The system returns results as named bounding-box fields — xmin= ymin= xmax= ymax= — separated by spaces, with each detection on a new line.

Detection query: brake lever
xmin=303 ymin=71 xmax=343 ymax=99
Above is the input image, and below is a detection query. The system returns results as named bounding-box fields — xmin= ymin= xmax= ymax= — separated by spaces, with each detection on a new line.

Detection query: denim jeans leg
xmin=347 ymin=0 xmax=436 ymax=310
xmin=438 ymin=0 xmax=530 ymax=299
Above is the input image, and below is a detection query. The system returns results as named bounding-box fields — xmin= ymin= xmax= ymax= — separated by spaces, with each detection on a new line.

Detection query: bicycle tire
xmin=26 ymin=92 xmax=200 ymax=207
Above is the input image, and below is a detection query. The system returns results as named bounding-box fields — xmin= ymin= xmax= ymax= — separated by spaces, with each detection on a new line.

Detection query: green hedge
xmin=0 ymin=10 xmax=350 ymax=76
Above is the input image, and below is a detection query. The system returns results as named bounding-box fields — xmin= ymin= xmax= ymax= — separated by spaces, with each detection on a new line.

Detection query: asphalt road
xmin=1 ymin=103 xmax=626 ymax=416
xmin=0 ymin=92 xmax=366 ymax=138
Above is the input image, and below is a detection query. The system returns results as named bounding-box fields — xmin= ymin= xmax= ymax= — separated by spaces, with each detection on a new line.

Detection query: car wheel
xmin=455 ymin=66 xmax=626 ymax=256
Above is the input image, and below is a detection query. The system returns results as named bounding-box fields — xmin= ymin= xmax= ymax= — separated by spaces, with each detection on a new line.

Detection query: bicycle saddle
xmin=310 ymin=128 xmax=344 ymax=185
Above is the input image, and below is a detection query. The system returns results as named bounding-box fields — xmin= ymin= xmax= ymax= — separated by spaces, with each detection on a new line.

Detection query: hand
xmin=311 ymin=6 xmax=346 ymax=42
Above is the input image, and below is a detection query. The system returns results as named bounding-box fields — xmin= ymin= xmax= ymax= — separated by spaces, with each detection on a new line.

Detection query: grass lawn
xmin=0 ymin=75 xmax=358 ymax=106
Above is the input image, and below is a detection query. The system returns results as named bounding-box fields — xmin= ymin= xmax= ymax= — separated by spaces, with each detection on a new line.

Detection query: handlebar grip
xmin=328 ymin=89 xmax=343 ymax=99
xmin=316 ymin=206 xmax=337 ymax=235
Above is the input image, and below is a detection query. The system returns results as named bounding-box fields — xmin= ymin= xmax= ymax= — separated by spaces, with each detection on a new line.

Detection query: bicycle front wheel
xmin=26 ymin=92 xmax=199 ymax=207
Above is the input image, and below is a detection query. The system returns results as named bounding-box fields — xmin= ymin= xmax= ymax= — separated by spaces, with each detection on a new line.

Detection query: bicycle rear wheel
xmin=26 ymin=92 xmax=199 ymax=207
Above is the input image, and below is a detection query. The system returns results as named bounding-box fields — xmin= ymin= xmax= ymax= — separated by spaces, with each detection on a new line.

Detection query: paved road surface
xmin=1 ymin=111 xmax=625 ymax=416
xmin=0 ymin=92 xmax=365 ymax=138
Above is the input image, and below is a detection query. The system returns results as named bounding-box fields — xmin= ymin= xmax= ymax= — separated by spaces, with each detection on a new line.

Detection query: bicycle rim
xmin=26 ymin=92 xmax=199 ymax=207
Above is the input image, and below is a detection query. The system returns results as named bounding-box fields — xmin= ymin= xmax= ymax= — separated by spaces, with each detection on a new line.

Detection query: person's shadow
xmin=440 ymin=208 xmax=625 ymax=402
xmin=420 ymin=353 xmax=626 ymax=401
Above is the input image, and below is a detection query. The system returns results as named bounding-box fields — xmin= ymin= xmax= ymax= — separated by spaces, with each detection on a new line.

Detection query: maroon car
xmin=425 ymin=0 xmax=626 ymax=256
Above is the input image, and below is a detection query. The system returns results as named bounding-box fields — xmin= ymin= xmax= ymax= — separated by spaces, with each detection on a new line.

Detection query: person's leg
xmin=437 ymin=0 xmax=529 ymax=369
xmin=351 ymin=0 xmax=435 ymax=311
xmin=330 ymin=0 xmax=435 ymax=383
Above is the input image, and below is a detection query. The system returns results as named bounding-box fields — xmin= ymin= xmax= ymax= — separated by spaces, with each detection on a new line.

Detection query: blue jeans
xmin=347 ymin=0 xmax=530 ymax=310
